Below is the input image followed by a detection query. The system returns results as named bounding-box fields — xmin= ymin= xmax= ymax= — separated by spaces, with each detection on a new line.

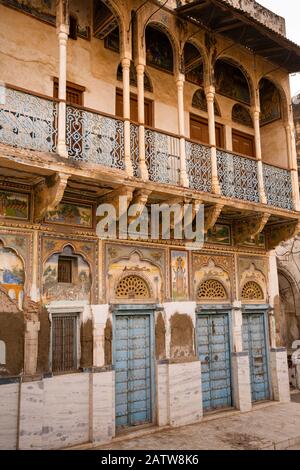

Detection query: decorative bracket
xmin=97 ymin=186 xmax=134 ymax=221
xmin=266 ymin=219 xmax=300 ymax=250
xmin=128 ymin=189 xmax=152 ymax=225
xmin=204 ymin=204 xmax=223 ymax=234
xmin=34 ymin=172 xmax=70 ymax=222
xmin=233 ymin=212 xmax=270 ymax=245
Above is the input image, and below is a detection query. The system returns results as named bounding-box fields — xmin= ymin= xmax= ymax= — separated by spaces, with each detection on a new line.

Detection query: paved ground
xmin=94 ymin=397 xmax=300 ymax=451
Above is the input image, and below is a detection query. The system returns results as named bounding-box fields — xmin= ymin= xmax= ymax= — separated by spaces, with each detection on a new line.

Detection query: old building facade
xmin=0 ymin=0 xmax=300 ymax=449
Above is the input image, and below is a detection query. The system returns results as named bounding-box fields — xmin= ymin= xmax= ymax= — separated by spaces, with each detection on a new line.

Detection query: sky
xmin=258 ymin=0 xmax=300 ymax=96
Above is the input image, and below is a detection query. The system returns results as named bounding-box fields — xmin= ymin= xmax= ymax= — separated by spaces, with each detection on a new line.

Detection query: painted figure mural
xmin=146 ymin=26 xmax=173 ymax=73
xmin=0 ymin=241 xmax=24 ymax=302
xmin=0 ymin=190 xmax=29 ymax=220
xmin=215 ymin=60 xmax=250 ymax=105
xmin=171 ymin=251 xmax=188 ymax=300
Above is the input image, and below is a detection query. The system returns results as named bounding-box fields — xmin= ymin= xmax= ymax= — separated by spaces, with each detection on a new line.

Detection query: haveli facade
xmin=0 ymin=0 xmax=300 ymax=450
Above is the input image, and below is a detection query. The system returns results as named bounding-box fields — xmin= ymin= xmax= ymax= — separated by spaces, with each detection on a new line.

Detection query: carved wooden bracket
xmin=266 ymin=219 xmax=300 ymax=250
xmin=204 ymin=204 xmax=224 ymax=234
xmin=34 ymin=172 xmax=70 ymax=222
xmin=128 ymin=189 xmax=152 ymax=225
xmin=233 ymin=212 xmax=270 ymax=245
xmin=97 ymin=186 xmax=134 ymax=222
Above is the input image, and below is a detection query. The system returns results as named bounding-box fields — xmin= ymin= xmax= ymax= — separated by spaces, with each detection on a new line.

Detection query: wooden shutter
xmin=232 ymin=130 xmax=255 ymax=157
xmin=190 ymin=114 xmax=223 ymax=147
xmin=58 ymin=257 xmax=73 ymax=283
xmin=116 ymin=89 xmax=153 ymax=126
xmin=53 ymin=79 xmax=84 ymax=105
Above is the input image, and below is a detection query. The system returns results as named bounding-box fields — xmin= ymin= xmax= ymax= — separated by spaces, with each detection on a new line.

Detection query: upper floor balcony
xmin=0 ymin=83 xmax=295 ymax=212
xmin=0 ymin=0 xmax=299 ymax=216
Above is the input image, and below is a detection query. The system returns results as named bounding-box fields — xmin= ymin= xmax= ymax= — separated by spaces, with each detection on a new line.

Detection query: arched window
xmin=232 ymin=104 xmax=253 ymax=127
xmin=192 ymin=89 xmax=221 ymax=116
xmin=117 ymin=63 xmax=153 ymax=92
xmin=215 ymin=59 xmax=250 ymax=105
xmin=146 ymin=26 xmax=173 ymax=73
xmin=115 ymin=275 xmax=151 ymax=299
xmin=259 ymin=78 xmax=281 ymax=126
xmin=196 ymin=279 xmax=227 ymax=300
xmin=184 ymin=42 xmax=203 ymax=86
xmin=241 ymin=281 xmax=264 ymax=300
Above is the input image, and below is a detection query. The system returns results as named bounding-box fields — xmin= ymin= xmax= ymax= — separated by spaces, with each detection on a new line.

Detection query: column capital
xmin=136 ymin=63 xmax=145 ymax=75
xmin=204 ymin=85 xmax=215 ymax=99
xmin=251 ymin=106 xmax=260 ymax=119
xmin=121 ymin=57 xmax=131 ymax=69
xmin=56 ymin=24 xmax=69 ymax=37
xmin=176 ymin=73 xmax=185 ymax=85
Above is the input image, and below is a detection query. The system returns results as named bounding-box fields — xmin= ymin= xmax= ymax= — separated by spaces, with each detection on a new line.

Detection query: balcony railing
xmin=0 ymin=87 xmax=296 ymax=211
xmin=130 ymin=123 xmax=140 ymax=178
xmin=263 ymin=163 xmax=293 ymax=209
xmin=66 ymin=105 xmax=125 ymax=170
xmin=145 ymin=128 xmax=180 ymax=185
xmin=186 ymin=140 xmax=212 ymax=193
xmin=217 ymin=150 xmax=260 ymax=203
xmin=0 ymin=86 xmax=58 ymax=153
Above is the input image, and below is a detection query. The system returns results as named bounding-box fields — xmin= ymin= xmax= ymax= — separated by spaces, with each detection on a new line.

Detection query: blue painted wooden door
xmin=114 ymin=314 xmax=152 ymax=430
xmin=242 ymin=313 xmax=270 ymax=402
xmin=197 ymin=313 xmax=232 ymax=411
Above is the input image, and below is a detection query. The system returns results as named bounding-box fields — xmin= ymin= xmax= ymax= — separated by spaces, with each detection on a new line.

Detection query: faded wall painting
xmin=241 ymin=233 xmax=266 ymax=249
xmin=42 ymin=245 xmax=91 ymax=303
xmin=45 ymin=202 xmax=93 ymax=227
xmin=146 ymin=26 xmax=173 ymax=73
xmin=205 ymin=224 xmax=231 ymax=245
xmin=259 ymin=78 xmax=281 ymax=126
xmin=0 ymin=190 xmax=29 ymax=220
xmin=106 ymin=243 xmax=166 ymax=302
xmin=184 ymin=42 xmax=203 ymax=86
xmin=192 ymin=89 xmax=221 ymax=116
xmin=215 ymin=60 xmax=250 ymax=105
xmin=171 ymin=250 xmax=189 ymax=301
xmin=117 ymin=63 xmax=152 ymax=92
xmin=0 ymin=241 xmax=24 ymax=304
xmin=232 ymin=104 xmax=253 ymax=127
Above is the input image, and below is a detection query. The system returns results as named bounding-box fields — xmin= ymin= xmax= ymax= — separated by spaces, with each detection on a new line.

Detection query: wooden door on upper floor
xmin=116 ymin=89 xmax=153 ymax=127
xmin=232 ymin=129 xmax=255 ymax=158
xmin=190 ymin=114 xmax=223 ymax=148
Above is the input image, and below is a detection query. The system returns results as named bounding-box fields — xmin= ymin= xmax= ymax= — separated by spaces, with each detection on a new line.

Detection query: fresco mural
xmin=259 ymin=78 xmax=281 ymax=125
xmin=117 ymin=63 xmax=152 ymax=92
xmin=184 ymin=43 xmax=203 ymax=86
xmin=0 ymin=190 xmax=29 ymax=220
xmin=192 ymin=89 xmax=221 ymax=116
xmin=232 ymin=104 xmax=253 ymax=127
xmin=42 ymin=245 xmax=91 ymax=303
xmin=205 ymin=224 xmax=231 ymax=245
xmin=104 ymin=27 xmax=119 ymax=52
xmin=146 ymin=26 xmax=173 ymax=73
xmin=215 ymin=60 xmax=250 ymax=105
xmin=171 ymin=250 xmax=189 ymax=301
xmin=45 ymin=202 xmax=93 ymax=227
xmin=0 ymin=241 xmax=24 ymax=302
xmin=242 ymin=233 xmax=266 ymax=248
xmin=0 ymin=0 xmax=90 ymax=39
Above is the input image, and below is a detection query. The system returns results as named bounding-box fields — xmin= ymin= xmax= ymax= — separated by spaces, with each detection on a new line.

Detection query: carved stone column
xmin=136 ymin=63 xmax=148 ymax=179
xmin=56 ymin=0 xmax=69 ymax=158
xmin=121 ymin=57 xmax=133 ymax=176
xmin=231 ymin=301 xmax=252 ymax=412
xmin=252 ymin=107 xmax=267 ymax=204
xmin=24 ymin=320 xmax=40 ymax=376
xmin=176 ymin=73 xmax=189 ymax=187
xmin=205 ymin=86 xmax=220 ymax=194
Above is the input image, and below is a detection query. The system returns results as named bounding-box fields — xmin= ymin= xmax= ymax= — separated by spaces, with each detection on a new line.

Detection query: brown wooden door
xmin=116 ymin=89 xmax=153 ymax=126
xmin=232 ymin=130 xmax=255 ymax=157
xmin=190 ymin=114 xmax=223 ymax=147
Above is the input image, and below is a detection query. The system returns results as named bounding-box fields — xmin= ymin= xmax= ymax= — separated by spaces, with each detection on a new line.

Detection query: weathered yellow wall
xmin=261 ymin=120 xmax=289 ymax=168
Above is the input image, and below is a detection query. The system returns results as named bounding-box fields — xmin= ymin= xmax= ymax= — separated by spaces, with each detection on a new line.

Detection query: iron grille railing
xmin=0 ymin=86 xmax=58 ymax=152
xmin=185 ymin=140 xmax=212 ymax=193
xmin=66 ymin=105 xmax=125 ymax=170
xmin=217 ymin=150 xmax=259 ymax=202
xmin=263 ymin=163 xmax=293 ymax=209
xmin=52 ymin=314 xmax=78 ymax=372
xmin=130 ymin=123 xmax=140 ymax=177
xmin=145 ymin=128 xmax=180 ymax=185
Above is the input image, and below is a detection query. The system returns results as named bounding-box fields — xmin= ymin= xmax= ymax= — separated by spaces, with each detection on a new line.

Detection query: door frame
xmin=112 ymin=303 xmax=157 ymax=429
xmin=242 ymin=304 xmax=272 ymax=401
xmin=195 ymin=304 xmax=234 ymax=411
